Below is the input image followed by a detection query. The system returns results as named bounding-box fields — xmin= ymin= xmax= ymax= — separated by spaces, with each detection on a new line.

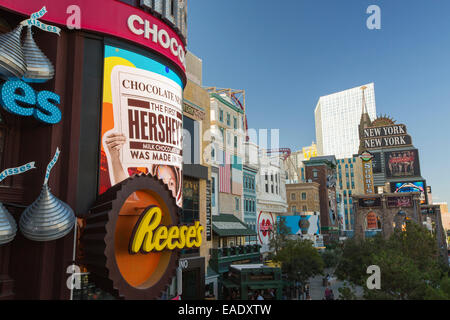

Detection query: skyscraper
xmin=315 ymin=83 xmax=377 ymax=159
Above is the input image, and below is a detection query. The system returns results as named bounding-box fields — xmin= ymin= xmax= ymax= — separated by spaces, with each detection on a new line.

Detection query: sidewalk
xmin=307 ymin=269 xmax=364 ymax=300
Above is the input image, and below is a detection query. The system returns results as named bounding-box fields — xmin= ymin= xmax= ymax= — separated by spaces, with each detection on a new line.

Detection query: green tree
xmin=268 ymin=216 xmax=291 ymax=257
xmin=273 ymin=238 xmax=324 ymax=286
xmin=335 ymin=221 xmax=450 ymax=300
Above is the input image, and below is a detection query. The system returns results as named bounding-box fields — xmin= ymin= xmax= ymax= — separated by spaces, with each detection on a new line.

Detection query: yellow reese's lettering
xmin=129 ymin=206 xmax=203 ymax=254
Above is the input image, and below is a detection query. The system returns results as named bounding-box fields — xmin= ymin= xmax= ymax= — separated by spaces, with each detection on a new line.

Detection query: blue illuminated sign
xmin=0 ymin=79 xmax=61 ymax=124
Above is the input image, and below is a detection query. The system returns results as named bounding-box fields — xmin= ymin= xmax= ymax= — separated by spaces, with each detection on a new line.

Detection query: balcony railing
xmin=210 ymin=244 xmax=261 ymax=274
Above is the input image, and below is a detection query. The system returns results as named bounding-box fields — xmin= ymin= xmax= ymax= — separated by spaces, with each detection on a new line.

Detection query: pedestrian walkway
xmin=307 ymin=269 xmax=363 ymax=300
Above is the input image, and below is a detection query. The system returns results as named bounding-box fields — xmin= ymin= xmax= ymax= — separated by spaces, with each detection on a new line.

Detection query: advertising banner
xmin=280 ymin=215 xmax=320 ymax=236
xmin=99 ymin=45 xmax=183 ymax=207
xmin=366 ymin=211 xmax=378 ymax=230
xmin=391 ymin=181 xmax=427 ymax=204
xmin=384 ymin=149 xmax=420 ymax=178
xmin=386 ymin=196 xmax=413 ymax=208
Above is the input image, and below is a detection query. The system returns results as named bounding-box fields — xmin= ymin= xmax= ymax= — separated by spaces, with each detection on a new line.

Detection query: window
xmin=271 ymin=185 xmax=274 ymax=193
xmin=291 ymin=193 xmax=296 ymax=200
xmin=170 ymin=0 xmax=175 ymax=15
xmin=301 ymin=192 xmax=307 ymax=200
xmin=302 ymin=205 xmax=307 ymax=212
xmin=227 ymin=113 xmax=230 ymax=126
xmin=292 ymin=206 xmax=297 ymax=213
xmin=233 ymin=116 xmax=237 ymax=129
xmin=313 ymin=169 xmax=318 ymax=178
xmin=183 ymin=116 xmax=200 ymax=165
xmin=234 ymin=136 xmax=237 ymax=148
xmin=219 ymin=109 xmax=223 ymax=122
xmin=211 ymin=177 xmax=216 ymax=207
xmin=271 ymin=174 xmax=274 ymax=181
xmin=211 ymin=146 xmax=215 ymax=161
xmin=235 ymin=198 xmax=240 ymax=211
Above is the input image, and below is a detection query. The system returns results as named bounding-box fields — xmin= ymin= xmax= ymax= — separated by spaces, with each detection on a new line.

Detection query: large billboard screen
xmin=384 ymin=149 xmax=420 ymax=178
xmin=391 ymin=181 xmax=427 ymax=204
xmin=278 ymin=215 xmax=320 ymax=236
xmin=99 ymin=45 xmax=183 ymax=207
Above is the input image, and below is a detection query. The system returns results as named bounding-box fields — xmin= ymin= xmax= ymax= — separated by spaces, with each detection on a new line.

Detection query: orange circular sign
xmin=82 ymin=174 xmax=180 ymax=299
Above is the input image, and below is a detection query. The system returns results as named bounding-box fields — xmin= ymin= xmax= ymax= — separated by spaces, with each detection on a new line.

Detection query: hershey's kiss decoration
xmin=0 ymin=161 xmax=36 ymax=245
xmin=0 ymin=202 xmax=17 ymax=245
xmin=0 ymin=25 xmax=26 ymax=79
xmin=22 ymin=26 xmax=54 ymax=83
xmin=20 ymin=148 xmax=75 ymax=242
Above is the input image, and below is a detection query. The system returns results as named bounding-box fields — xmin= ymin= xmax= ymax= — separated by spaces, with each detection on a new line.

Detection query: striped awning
xmin=212 ymin=214 xmax=256 ymax=237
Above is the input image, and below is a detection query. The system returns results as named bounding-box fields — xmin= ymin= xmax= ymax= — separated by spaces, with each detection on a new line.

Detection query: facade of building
xmin=357 ymin=95 xmax=428 ymax=204
xmin=206 ymin=89 xmax=260 ymax=299
xmin=243 ymin=165 xmax=258 ymax=233
xmin=303 ymin=156 xmax=339 ymax=243
xmin=315 ymin=83 xmax=376 ymax=159
xmin=180 ymin=51 xmax=211 ymax=300
xmin=208 ymin=89 xmax=246 ymax=220
xmin=284 ymin=142 xmax=317 ymax=184
xmin=256 ymin=153 xmax=288 ymax=255
xmin=336 ymin=156 xmax=364 ymax=230
xmin=0 ymin=0 xmax=192 ymax=300
xmin=285 ymin=150 xmax=305 ymax=183
xmin=286 ymin=182 xmax=320 ymax=214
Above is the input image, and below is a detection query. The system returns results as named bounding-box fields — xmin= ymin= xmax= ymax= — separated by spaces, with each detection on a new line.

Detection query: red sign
xmin=0 ymin=0 xmax=186 ymax=73
xmin=257 ymin=211 xmax=274 ymax=245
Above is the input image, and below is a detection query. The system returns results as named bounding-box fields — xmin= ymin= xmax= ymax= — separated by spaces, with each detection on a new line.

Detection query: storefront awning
xmin=213 ymin=214 xmax=257 ymax=237
xmin=222 ymin=279 xmax=239 ymax=289
xmin=206 ymin=267 xmax=219 ymax=280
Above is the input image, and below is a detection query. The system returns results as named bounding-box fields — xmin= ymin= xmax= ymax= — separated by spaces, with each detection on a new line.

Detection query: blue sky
xmin=187 ymin=0 xmax=450 ymax=205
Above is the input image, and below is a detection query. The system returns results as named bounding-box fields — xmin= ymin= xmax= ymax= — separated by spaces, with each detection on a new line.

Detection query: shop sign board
xmin=386 ymin=196 xmax=413 ymax=208
xmin=0 ymin=0 xmax=187 ymax=72
xmin=362 ymin=124 xmax=413 ymax=149
xmin=360 ymin=152 xmax=375 ymax=194
xmin=0 ymin=80 xmax=61 ymax=124
xmin=257 ymin=211 xmax=274 ymax=246
xmin=83 ymin=175 xmax=204 ymax=300
xmin=206 ymin=180 xmax=212 ymax=241
xmin=358 ymin=197 xmax=382 ymax=208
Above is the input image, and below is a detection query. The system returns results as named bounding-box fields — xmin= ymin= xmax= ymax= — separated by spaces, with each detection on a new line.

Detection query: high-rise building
xmin=315 ymin=83 xmax=377 ymax=159
xmin=335 ymin=156 xmax=364 ymax=230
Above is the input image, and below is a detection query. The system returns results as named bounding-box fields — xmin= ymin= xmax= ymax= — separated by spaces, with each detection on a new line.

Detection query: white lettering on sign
xmin=363 ymin=125 xmax=407 ymax=138
xmin=127 ymin=14 xmax=186 ymax=68
xmin=179 ymin=259 xmax=188 ymax=269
